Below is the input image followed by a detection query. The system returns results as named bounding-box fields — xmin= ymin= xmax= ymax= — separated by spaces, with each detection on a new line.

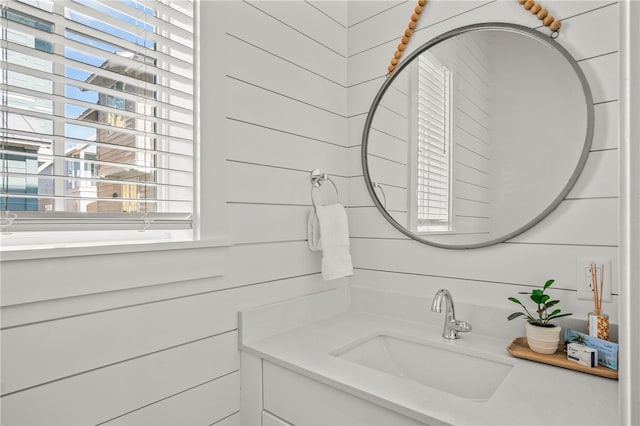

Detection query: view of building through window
xmin=1 ymin=0 xmax=193 ymax=231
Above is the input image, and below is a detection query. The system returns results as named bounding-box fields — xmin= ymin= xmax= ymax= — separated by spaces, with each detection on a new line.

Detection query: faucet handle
xmin=452 ymin=320 xmax=472 ymax=333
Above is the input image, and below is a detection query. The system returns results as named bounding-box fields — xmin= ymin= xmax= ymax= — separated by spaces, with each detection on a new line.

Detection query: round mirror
xmin=362 ymin=23 xmax=594 ymax=249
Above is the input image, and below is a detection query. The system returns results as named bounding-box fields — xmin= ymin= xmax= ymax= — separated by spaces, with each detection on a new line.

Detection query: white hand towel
xmin=310 ymin=204 xmax=353 ymax=281
xmin=307 ymin=208 xmax=321 ymax=252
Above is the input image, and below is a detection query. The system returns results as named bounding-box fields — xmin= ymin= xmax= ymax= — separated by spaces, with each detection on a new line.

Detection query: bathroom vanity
xmin=239 ymin=288 xmax=618 ymax=426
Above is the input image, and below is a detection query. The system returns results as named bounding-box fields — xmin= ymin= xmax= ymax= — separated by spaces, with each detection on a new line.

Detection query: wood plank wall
xmin=0 ymin=2 xmax=622 ymax=424
xmin=0 ymin=1 xmax=348 ymax=425
xmin=347 ymin=0 xmax=620 ymax=323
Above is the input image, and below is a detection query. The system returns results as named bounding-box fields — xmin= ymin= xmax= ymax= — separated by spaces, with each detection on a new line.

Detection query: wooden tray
xmin=507 ymin=337 xmax=618 ymax=380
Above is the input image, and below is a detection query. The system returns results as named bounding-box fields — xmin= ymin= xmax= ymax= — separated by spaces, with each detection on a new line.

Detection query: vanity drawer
xmin=262 ymin=361 xmax=429 ymax=426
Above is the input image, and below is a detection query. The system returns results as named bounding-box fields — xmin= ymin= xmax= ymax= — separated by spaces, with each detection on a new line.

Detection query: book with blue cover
xmin=565 ymin=329 xmax=618 ymax=370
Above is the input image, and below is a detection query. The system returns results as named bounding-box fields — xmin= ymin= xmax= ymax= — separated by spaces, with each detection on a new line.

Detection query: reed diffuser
xmin=588 ymin=263 xmax=609 ymax=340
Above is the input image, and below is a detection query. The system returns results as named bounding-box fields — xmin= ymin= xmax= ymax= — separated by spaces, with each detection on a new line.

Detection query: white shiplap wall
xmin=0 ymin=1 xmax=348 ymax=425
xmin=348 ymin=0 xmax=621 ymax=328
xmin=0 ymin=1 xmax=627 ymax=424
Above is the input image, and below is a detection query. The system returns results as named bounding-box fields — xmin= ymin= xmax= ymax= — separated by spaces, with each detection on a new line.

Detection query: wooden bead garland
xmin=386 ymin=0 xmax=426 ymax=76
xmin=386 ymin=0 xmax=562 ymax=76
xmin=517 ymin=0 xmax=561 ymax=35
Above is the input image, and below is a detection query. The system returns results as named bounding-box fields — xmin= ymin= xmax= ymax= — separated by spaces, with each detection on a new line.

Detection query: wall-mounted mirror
xmin=362 ymin=23 xmax=594 ymax=249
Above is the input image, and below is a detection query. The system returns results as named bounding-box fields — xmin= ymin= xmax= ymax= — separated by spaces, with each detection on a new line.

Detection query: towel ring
xmin=310 ymin=169 xmax=339 ymax=208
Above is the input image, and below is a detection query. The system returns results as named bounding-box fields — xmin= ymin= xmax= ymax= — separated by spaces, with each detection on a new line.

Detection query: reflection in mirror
xmin=363 ymin=23 xmax=593 ymax=249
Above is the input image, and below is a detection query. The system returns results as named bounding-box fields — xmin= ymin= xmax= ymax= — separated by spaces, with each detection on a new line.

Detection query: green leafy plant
xmin=507 ymin=279 xmax=572 ymax=327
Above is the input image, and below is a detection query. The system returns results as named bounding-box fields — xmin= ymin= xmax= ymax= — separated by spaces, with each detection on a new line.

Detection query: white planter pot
xmin=525 ymin=322 xmax=561 ymax=354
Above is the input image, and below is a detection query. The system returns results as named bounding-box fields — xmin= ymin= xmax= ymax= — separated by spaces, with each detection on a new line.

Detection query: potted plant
xmin=507 ymin=279 xmax=572 ymax=354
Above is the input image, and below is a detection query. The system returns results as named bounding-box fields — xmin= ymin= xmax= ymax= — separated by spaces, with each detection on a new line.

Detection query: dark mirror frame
xmin=361 ymin=22 xmax=594 ymax=249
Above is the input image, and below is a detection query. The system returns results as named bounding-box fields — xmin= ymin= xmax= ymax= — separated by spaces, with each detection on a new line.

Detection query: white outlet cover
xmin=576 ymin=258 xmax=612 ymax=302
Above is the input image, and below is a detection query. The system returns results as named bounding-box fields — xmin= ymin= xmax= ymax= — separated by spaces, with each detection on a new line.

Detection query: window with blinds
xmin=0 ymin=0 xmax=194 ymax=235
xmin=416 ymin=53 xmax=451 ymax=232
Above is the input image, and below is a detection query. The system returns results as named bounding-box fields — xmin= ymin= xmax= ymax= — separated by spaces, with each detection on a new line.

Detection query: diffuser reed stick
xmin=599 ymin=263 xmax=604 ymax=313
xmin=590 ymin=263 xmax=600 ymax=315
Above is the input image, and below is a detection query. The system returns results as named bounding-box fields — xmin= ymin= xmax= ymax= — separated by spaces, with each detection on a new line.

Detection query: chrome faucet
xmin=430 ymin=289 xmax=472 ymax=339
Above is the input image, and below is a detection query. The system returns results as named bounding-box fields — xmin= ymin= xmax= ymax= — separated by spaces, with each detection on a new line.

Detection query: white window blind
xmin=416 ymin=53 xmax=451 ymax=232
xmin=0 ymin=0 xmax=194 ymax=234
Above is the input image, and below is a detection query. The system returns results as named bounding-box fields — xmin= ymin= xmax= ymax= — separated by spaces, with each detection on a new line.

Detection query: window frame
xmin=0 ymin=0 xmax=229 ymax=254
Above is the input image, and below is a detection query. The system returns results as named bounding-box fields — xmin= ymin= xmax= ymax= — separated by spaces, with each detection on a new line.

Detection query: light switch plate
xmin=576 ymin=258 xmax=612 ymax=302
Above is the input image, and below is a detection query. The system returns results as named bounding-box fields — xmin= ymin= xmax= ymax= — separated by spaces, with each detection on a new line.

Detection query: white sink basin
xmin=332 ymin=332 xmax=513 ymax=401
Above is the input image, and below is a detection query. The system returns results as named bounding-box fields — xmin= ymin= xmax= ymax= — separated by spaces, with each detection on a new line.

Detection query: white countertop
xmin=240 ymin=310 xmax=619 ymax=426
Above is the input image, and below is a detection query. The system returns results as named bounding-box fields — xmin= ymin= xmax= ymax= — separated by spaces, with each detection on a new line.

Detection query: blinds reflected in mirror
xmin=0 ymin=0 xmax=194 ymax=232
xmin=415 ymin=52 xmax=451 ymax=232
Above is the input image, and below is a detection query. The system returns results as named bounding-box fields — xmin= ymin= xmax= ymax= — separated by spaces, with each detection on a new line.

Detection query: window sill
xmin=0 ymin=236 xmax=231 ymax=262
